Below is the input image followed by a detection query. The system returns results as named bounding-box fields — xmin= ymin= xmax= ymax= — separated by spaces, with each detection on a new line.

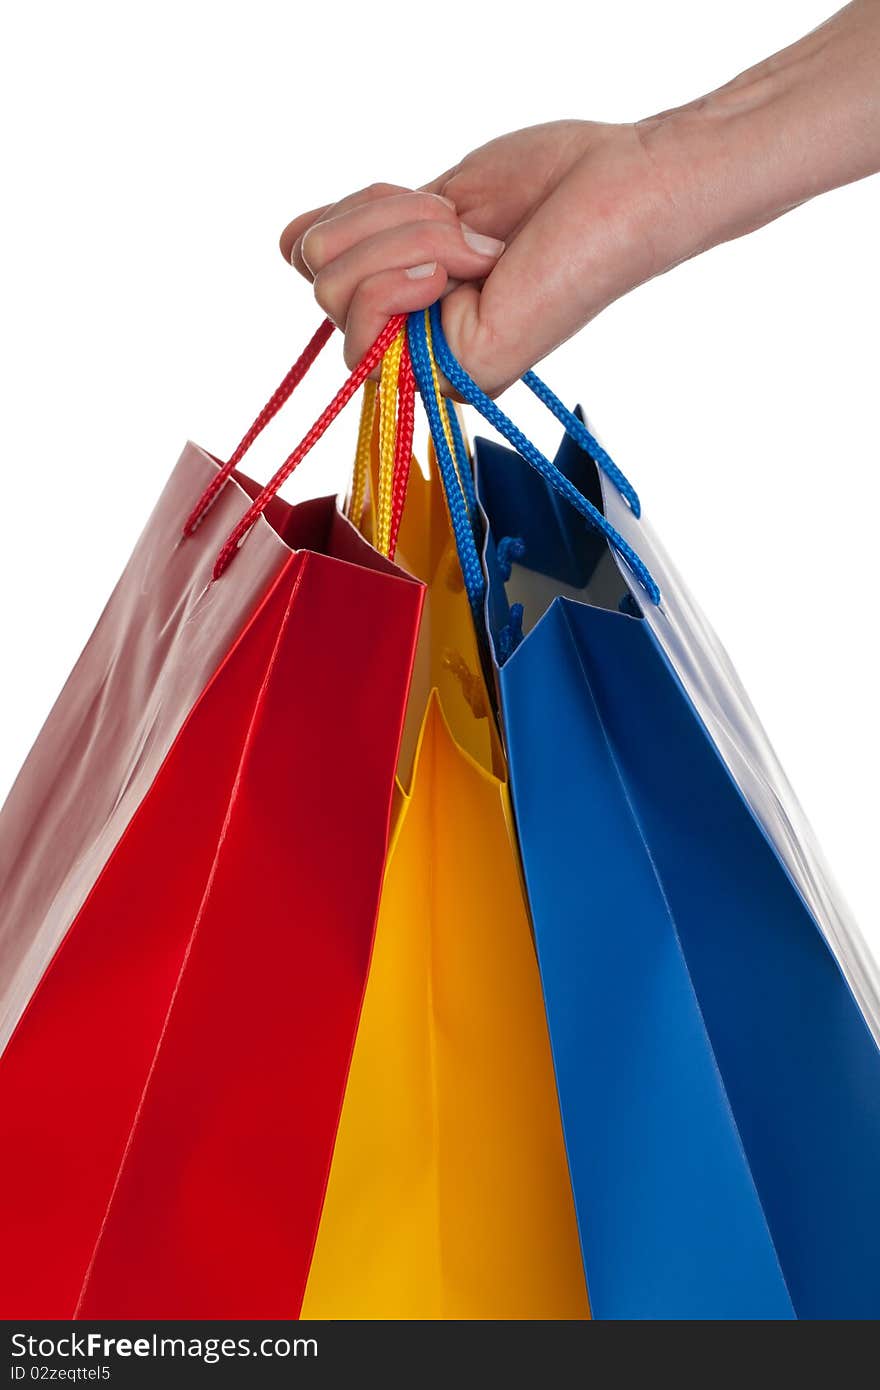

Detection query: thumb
xmin=437 ymin=283 xmax=519 ymax=399
xmin=438 ymin=187 xmax=617 ymax=395
xmin=438 ymin=238 xmax=559 ymax=398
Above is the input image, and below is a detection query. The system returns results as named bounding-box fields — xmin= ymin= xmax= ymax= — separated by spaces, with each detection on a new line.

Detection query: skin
xmin=280 ymin=2 xmax=880 ymax=394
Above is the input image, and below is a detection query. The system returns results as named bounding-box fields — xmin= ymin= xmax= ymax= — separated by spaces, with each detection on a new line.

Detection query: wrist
xmin=635 ymin=92 xmax=806 ymax=269
xmin=636 ymin=3 xmax=880 ymax=264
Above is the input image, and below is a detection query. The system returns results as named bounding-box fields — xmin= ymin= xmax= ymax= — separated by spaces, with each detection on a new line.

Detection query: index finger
xmin=280 ymin=182 xmax=414 ymax=280
xmin=280 ymin=205 xmax=331 ymax=278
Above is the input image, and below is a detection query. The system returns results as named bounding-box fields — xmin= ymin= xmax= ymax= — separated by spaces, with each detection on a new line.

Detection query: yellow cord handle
xmin=375 ymin=328 xmax=406 ymax=555
xmin=347 ymin=379 xmax=378 ymax=531
xmin=349 ymin=320 xmax=464 ymax=561
xmin=423 ymin=314 xmax=462 ymax=492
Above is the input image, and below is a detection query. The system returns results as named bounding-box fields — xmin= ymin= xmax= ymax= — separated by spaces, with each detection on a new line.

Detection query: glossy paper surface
xmin=0 ymin=447 xmax=422 ymax=1316
xmin=301 ymin=452 xmax=588 ymax=1319
xmin=476 ymin=426 xmax=880 ymax=1320
xmin=0 ymin=445 xmax=290 ymax=1054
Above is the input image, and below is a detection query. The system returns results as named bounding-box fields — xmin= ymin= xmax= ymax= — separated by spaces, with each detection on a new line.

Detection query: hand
xmin=280 ymin=120 xmax=684 ymax=394
xmin=280 ymin=2 xmax=880 ymax=394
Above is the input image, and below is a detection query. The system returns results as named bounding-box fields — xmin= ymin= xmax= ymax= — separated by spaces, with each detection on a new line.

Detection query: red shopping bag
xmin=0 ymin=319 xmax=423 ymax=1317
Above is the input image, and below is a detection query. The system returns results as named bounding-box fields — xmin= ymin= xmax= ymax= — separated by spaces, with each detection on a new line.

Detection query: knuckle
xmin=402 ymin=228 xmax=439 ymax=264
xmin=355 ymin=279 xmax=384 ymax=314
xmin=412 ymin=192 xmax=456 ymax=222
xmin=361 ymin=180 xmax=400 ymax=201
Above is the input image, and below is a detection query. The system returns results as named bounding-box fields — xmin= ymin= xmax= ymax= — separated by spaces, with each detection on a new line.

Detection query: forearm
xmin=642 ymin=1 xmax=880 ymax=258
xmin=281 ymin=3 xmax=880 ymax=390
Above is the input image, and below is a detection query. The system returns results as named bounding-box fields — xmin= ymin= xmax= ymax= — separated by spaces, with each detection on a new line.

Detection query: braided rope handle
xmin=211 ymin=315 xmax=406 ymax=579
xmin=422 ymin=314 xmax=479 ymax=531
xmin=182 ymin=317 xmax=335 ymax=537
xmin=345 ymin=343 xmax=415 ymax=561
xmin=424 ymin=302 xmax=660 ymax=605
xmin=346 ymin=379 xmax=378 ymax=531
xmin=522 ymin=372 xmax=642 ymax=516
xmin=387 ymin=343 xmax=416 ymax=560
xmin=375 ymin=328 xmax=405 ymax=556
xmin=407 ymin=309 xmax=486 ymax=617
xmin=185 ymin=299 xmax=653 ymax=608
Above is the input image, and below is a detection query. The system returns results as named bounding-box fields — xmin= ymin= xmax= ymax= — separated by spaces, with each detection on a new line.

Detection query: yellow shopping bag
xmin=301 ymin=380 xmax=588 ymax=1319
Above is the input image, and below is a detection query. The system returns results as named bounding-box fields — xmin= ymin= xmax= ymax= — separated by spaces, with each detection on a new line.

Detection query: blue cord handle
xmin=444 ymin=386 xmax=479 ymax=526
xmin=406 ymin=310 xmax=486 ymax=616
xmin=522 ymin=371 xmax=641 ymax=517
xmin=424 ymin=302 xmax=660 ymax=606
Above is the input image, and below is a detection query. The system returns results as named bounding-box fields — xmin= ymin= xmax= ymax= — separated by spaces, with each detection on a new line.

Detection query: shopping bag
xmin=299 ymin=383 xmax=588 ymax=1319
xmin=417 ymin=304 xmax=880 ymax=1321
xmin=0 ymin=319 xmax=423 ymax=1317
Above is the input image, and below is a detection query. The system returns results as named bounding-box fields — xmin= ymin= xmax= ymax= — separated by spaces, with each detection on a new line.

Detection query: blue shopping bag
xmin=410 ymin=304 xmax=880 ymax=1321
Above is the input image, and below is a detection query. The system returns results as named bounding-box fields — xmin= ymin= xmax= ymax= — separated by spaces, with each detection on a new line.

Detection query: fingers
xmin=279 ymin=184 xmax=514 ymax=388
xmin=299 ymin=191 xmax=458 ymax=276
xmin=419 ymin=166 xmax=459 ymax=199
xmin=437 ymin=272 xmax=554 ymax=400
xmin=438 ymin=184 xmax=604 ymax=396
xmin=279 ymin=182 xmax=411 ymax=279
xmin=279 ymin=205 xmax=330 ymax=277
xmin=313 ymin=219 xmax=502 ymax=330
xmin=340 ymin=265 xmax=450 ymax=370
xmin=435 ymin=282 xmax=512 ymax=396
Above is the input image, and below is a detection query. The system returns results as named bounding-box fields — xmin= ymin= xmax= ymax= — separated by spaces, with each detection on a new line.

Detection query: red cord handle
xmin=387 ymin=342 xmax=416 ymax=560
xmin=212 ymin=315 xmax=407 ymax=579
xmin=182 ymin=317 xmax=335 ymax=538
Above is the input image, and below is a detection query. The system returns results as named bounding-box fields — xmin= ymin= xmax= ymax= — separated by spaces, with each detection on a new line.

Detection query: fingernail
xmin=461 ymin=225 xmax=504 ymax=257
xmin=437 ymin=195 xmax=456 ymax=209
xmin=406 ymin=261 xmax=437 ymax=280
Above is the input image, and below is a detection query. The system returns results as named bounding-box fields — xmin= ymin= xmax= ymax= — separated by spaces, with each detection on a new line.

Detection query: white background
xmin=1 ymin=2 xmax=877 ymax=948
